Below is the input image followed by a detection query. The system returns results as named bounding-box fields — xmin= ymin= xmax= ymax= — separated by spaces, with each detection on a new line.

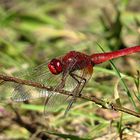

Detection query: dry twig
xmin=0 ymin=74 xmax=140 ymax=118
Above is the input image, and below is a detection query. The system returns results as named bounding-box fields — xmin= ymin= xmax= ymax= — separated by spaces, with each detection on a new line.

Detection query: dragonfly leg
xmin=43 ymin=93 xmax=53 ymax=116
xmin=64 ymin=73 xmax=86 ymax=116
xmin=55 ymin=75 xmax=67 ymax=91
xmin=70 ymin=72 xmax=86 ymax=96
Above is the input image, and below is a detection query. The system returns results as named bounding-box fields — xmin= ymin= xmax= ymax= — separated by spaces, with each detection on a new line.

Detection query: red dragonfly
xmin=0 ymin=45 xmax=140 ymax=116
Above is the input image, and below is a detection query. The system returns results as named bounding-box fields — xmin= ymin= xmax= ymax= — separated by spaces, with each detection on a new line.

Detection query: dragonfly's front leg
xmin=70 ymin=72 xmax=86 ymax=96
xmin=55 ymin=73 xmax=68 ymax=91
xmin=64 ymin=72 xmax=86 ymax=116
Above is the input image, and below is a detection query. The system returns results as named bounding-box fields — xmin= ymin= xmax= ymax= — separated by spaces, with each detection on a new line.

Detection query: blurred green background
xmin=0 ymin=0 xmax=140 ymax=139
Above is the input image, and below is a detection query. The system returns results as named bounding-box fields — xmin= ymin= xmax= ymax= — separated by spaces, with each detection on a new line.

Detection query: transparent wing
xmin=11 ymin=61 xmax=63 ymax=101
xmin=0 ymin=60 xmax=63 ymax=101
xmin=43 ymin=91 xmax=71 ymax=116
xmin=0 ymin=80 xmax=14 ymax=101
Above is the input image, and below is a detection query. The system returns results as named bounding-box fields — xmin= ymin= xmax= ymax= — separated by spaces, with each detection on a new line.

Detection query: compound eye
xmin=48 ymin=59 xmax=63 ymax=75
xmin=48 ymin=64 xmax=57 ymax=74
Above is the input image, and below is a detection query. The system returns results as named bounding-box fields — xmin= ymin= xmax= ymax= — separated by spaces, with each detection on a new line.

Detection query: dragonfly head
xmin=48 ymin=59 xmax=63 ymax=75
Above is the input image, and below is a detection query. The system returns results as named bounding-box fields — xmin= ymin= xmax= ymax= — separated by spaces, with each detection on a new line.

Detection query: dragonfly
xmin=0 ymin=45 xmax=140 ymax=116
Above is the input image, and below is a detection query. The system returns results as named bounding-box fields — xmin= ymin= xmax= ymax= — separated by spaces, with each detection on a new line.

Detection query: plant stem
xmin=0 ymin=74 xmax=140 ymax=118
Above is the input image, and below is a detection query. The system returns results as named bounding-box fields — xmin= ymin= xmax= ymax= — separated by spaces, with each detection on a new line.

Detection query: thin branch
xmin=0 ymin=74 xmax=140 ymax=118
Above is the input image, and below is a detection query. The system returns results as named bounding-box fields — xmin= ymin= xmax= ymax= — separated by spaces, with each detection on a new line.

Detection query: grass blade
xmin=97 ymin=43 xmax=138 ymax=111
